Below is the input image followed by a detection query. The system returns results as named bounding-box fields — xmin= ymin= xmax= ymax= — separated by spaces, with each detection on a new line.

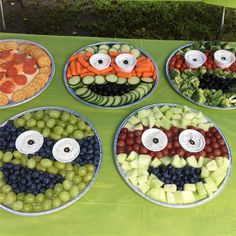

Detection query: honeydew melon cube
xmin=169 ymin=107 xmax=182 ymax=114
xmin=215 ymin=157 xmax=224 ymax=167
xmin=206 ymin=160 xmax=217 ymax=171
xmin=141 ymin=118 xmax=149 ymax=127
xmin=180 ymin=119 xmax=192 ymax=129
xmin=198 ymin=123 xmax=211 ymax=131
xmin=165 ymin=110 xmax=173 ymax=120
xmin=181 ymin=158 xmax=187 ymax=167
xmin=121 ymin=162 xmax=131 ymax=172
xmin=130 ymin=159 xmax=138 ymax=168
xmin=201 ymin=167 xmax=209 ymax=178
xmin=172 ymin=114 xmax=182 ymax=120
xmin=153 ymin=110 xmax=164 ymax=119
xmin=155 ymin=119 xmax=162 ymax=128
xmin=171 ymin=119 xmax=181 ymax=128
xmin=150 ymin=158 xmax=162 ymax=168
xmin=127 ymin=151 xmax=138 ymax=161
xmin=171 ymin=155 xmax=182 ymax=168
xmin=158 ymin=188 xmax=166 ymax=202
xmin=126 ymin=169 xmax=138 ymax=179
xmin=146 ymin=188 xmax=160 ymax=200
xmin=191 ymin=117 xmax=200 ymax=126
xmin=195 ymin=111 xmax=203 ymax=118
xmin=182 ymin=191 xmax=196 ymax=203
xmin=200 ymin=117 xmax=209 ymax=124
xmin=138 ymin=182 xmax=150 ymax=193
xmin=196 ymin=182 xmax=207 ymax=196
xmin=222 ymin=158 xmax=230 ymax=171
xmin=198 ymin=156 xmax=204 ymax=168
xmin=204 ymin=183 xmax=214 ymax=196
xmin=203 ymin=157 xmax=211 ymax=165
xmin=129 ymin=176 xmax=138 ymax=186
xmin=138 ymin=175 xmax=148 ymax=184
xmin=138 ymin=155 xmax=152 ymax=167
xmin=117 ymin=153 xmax=127 ymax=164
xmin=204 ymin=177 xmax=217 ymax=192
xmin=183 ymin=106 xmax=191 ymax=112
xmin=148 ymin=116 xmax=156 ymax=128
xmin=184 ymin=184 xmax=196 ymax=192
xmin=194 ymin=193 xmax=207 ymax=201
xmin=160 ymin=157 xmax=172 ymax=166
xmin=124 ymin=122 xmax=134 ymax=131
xmin=134 ymin=124 xmax=143 ymax=130
xmin=210 ymin=168 xmax=227 ymax=186
xmin=148 ymin=173 xmax=157 ymax=181
xmin=164 ymin=184 xmax=177 ymax=192
xmin=138 ymin=110 xmax=149 ymax=119
xmin=150 ymin=178 xmax=164 ymax=188
xmin=183 ymin=112 xmax=196 ymax=120
xmin=186 ymin=156 xmax=199 ymax=168
xmin=129 ymin=116 xmax=140 ymax=125
xmin=138 ymin=168 xmax=149 ymax=177
xmin=174 ymin=191 xmax=184 ymax=204
xmin=160 ymin=105 xmax=170 ymax=113
xmin=160 ymin=117 xmax=171 ymax=130
xmin=166 ymin=192 xmax=176 ymax=204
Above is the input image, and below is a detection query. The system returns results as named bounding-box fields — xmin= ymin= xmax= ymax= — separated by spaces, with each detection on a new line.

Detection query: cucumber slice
xmin=70 ymin=82 xmax=83 ymax=89
xmin=128 ymin=76 xmax=140 ymax=85
xmin=131 ymin=48 xmax=141 ymax=58
xmin=135 ymin=87 xmax=147 ymax=98
xmin=117 ymin=77 xmax=127 ymax=84
xmin=68 ymin=76 xmax=81 ymax=86
xmin=93 ymin=46 xmax=98 ymax=53
xmin=109 ymin=47 xmax=118 ymax=52
xmin=84 ymin=92 xmax=98 ymax=103
xmin=79 ymin=50 xmax=86 ymax=54
xmin=98 ymin=96 xmax=109 ymax=106
xmin=141 ymin=77 xmax=154 ymax=83
xmin=75 ymin=87 xmax=89 ymax=97
xmin=106 ymin=74 xmax=118 ymax=83
xmin=130 ymin=90 xmax=140 ymax=100
xmin=85 ymin=47 xmax=95 ymax=54
xmin=121 ymin=44 xmax=131 ymax=52
xmin=138 ymin=83 xmax=150 ymax=94
xmin=98 ymin=49 xmax=108 ymax=54
xmin=99 ymin=44 xmax=110 ymax=51
xmin=120 ymin=95 xmax=128 ymax=105
xmin=104 ymin=96 xmax=115 ymax=106
xmin=125 ymin=94 xmax=133 ymax=104
xmin=95 ymin=75 xmax=106 ymax=84
xmin=112 ymin=96 xmax=122 ymax=106
xmin=82 ymin=76 xmax=95 ymax=85
xmin=113 ymin=44 xmax=121 ymax=50
xmin=94 ymin=95 xmax=103 ymax=104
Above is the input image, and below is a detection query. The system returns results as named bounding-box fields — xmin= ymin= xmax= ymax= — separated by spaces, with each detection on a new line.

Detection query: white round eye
xmin=179 ymin=129 xmax=206 ymax=153
xmin=15 ymin=130 xmax=44 ymax=155
xmin=52 ymin=138 xmax=80 ymax=163
xmin=141 ymin=128 xmax=168 ymax=152
xmin=89 ymin=53 xmax=111 ymax=70
xmin=115 ymin=53 xmax=137 ymax=72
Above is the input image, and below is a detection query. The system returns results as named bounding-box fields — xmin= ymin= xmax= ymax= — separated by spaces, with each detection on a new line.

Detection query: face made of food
xmin=116 ymin=105 xmax=230 ymax=205
xmin=0 ymin=109 xmax=101 ymax=214
xmin=66 ymin=43 xmax=157 ymax=107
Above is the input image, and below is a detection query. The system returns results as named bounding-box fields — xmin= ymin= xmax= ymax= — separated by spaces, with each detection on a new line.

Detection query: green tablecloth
xmin=0 ymin=33 xmax=236 ymax=236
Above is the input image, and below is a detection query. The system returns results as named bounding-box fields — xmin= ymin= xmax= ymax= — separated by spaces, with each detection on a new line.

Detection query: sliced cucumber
xmin=135 ymin=87 xmax=146 ymax=98
xmin=75 ymin=87 xmax=89 ymax=97
xmin=116 ymin=77 xmax=127 ymax=84
xmin=98 ymin=49 xmax=108 ymax=54
xmin=120 ymin=95 xmax=128 ymax=105
xmin=141 ymin=77 xmax=154 ymax=83
xmin=121 ymin=44 xmax=131 ymax=52
xmin=85 ymin=47 xmax=95 ymax=54
xmin=98 ymin=96 xmax=109 ymax=106
xmin=82 ymin=76 xmax=95 ymax=85
xmin=84 ymin=92 xmax=98 ymax=103
xmin=125 ymin=94 xmax=133 ymax=104
xmin=94 ymin=95 xmax=103 ymax=104
xmin=128 ymin=76 xmax=140 ymax=85
xmin=113 ymin=44 xmax=121 ymax=50
xmin=68 ymin=76 xmax=81 ymax=86
xmin=106 ymin=74 xmax=118 ymax=83
xmin=112 ymin=96 xmax=122 ymax=106
xmin=70 ymin=82 xmax=83 ymax=89
xmin=95 ymin=75 xmax=106 ymax=84
xmin=131 ymin=48 xmax=141 ymax=58
xmin=79 ymin=50 xmax=86 ymax=54
xmin=93 ymin=46 xmax=98 ymax=53
xmin=109 ymin=47 xmax=118 ymax=52
xmin=99 ymin=44 xmax=110 ymax=51
xmin=104 ymin=96 xmax=115 ymax=106
xmin=130 ymin=90 xmax=140 ymax=100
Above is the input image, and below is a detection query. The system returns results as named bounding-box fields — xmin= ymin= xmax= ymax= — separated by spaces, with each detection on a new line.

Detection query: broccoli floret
xmin=174 ymin=75 xmax=183 ymax=88
xmin=182 ymin=88 xmax=195 ymax=98
xmin=192 ymin=89 xmax=206 ymax=103
xmin=220 ymin=95 xmax=236 ymax=108
xmin=204 ymin=89 xmax=223 ymax=106
xmin=190 ymin=76 xmax=200 ymax=88
xmin=170 ymin=69 xmax=180 ymax=79
xmin=199 ymin=66 xmax=207 ymax=76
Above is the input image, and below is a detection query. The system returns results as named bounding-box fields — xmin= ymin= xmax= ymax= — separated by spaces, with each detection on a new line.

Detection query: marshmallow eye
xmin=179 ymin=129 xmax=206 ymax=153
xmin=15 ymin=130 xmax=44 ymax=155
xmin=52 ymin=138 xmax=80 ymax=163
xmin=141 ymin=128 xmax=168 ymax=152
xmin=89 ymin=53 xmax=111 ymax=70
xmin=115 ymin=53 xmax=137 ymax=72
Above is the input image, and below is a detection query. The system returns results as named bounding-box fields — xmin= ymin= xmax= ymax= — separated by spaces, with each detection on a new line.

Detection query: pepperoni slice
xmin=23 ymin=64 xmax=37 ymax=75
xmin=0 ymin=72 xmax=5 ymax=80
xmin=25 ymin=57 xmax=37 ymax=66
xmin=12 ymin=75 xmax=27 ymax=85
xmin=6 ymin=66 xmax=18 ymax=77
xmin=0 ymin=61 xmax=13 ymax=70
xmin=0 ymin=81 xmax=15 ymax=94
xmin=12 ymin=53 xmax=25 ymax=65
xmin=0 ymin=51 xmax=11 ymax=60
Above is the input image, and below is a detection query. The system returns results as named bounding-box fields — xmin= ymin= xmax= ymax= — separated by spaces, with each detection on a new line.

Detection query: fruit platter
xmin=166 ymin=41 xmax=236 ymax=109
xmin=114 ymin=104 xmax=231 ymax=207
xmin=0 ymin=39 xmax=55 ymax=108
xmin=64 ymin=42 xmax=158 ymax=108
xmin=0 ymin=107 xmax=102 ymax=215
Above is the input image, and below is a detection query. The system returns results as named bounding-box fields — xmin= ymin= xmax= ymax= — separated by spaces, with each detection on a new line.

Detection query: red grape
xmin=177 ymin=148 xmax=185 ymax=157
xmin=126 ymin=145 xmax=133 ymax=153
xmin=118 ymin=133 xmax=126 ymax=140
xmin=127 ymin=132 xmax=135 ymax=138
xmin=140 ymin=146 xmax=148 ymax=154
xmin=212 ymin=143 xmax=220 ymax=149
xmin=126 ymin=139 xmax=135 ymax=146
xmin=135 ymin=137 xmax=142 ymax=145
xmin=148 ymin=151 xmax=156 ymax=158
xmin=173 ymin=140 xmax=180 ymax=148
xmin=117 ymin=140 xmax=125 ymax=147
xmin=134 ymin=130 xmax=143 ymax=137
xmin=165 ymin=130 xmax=173 ymax=138
xmin=133 ymin=144 xmax=140 ymax=152
xmin=162 ymin=148 xmax=169 ymax=156
xmin=213 ymin=149 xmax=221 ymax=156
xmin=156 ymin=151 xmax=164 ymax=159
xmin=121 ymin=128 xmax=128 ymax=134
xmin=117 ymin=147 xmax=125 ymax=154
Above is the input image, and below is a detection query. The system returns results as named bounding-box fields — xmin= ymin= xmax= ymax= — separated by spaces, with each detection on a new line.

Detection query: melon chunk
xmin=117 ymin=153 xmax=127 ymax=164
xmin=206 ymin=160 xmax=217 ymax=171
xmin=210 ymin=168 xmax=227 ymax=186
xmin=150 ymin=158 xmax=162 ymax=168
xmin=166 ymin=192 xmax=176 ymax=204
xmin=164 ymin=184 xmax=177 ymax=193
xmin=196 ymin=182 xmax=207 ymax=196
xmin=186 ymin=156 xmax=198 ymax=168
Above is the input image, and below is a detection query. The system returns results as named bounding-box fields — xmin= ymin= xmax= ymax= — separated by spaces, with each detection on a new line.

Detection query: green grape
xmin=83 ymin=172 xmax=94 ymax=183
xmin=73 ymin=130 xmax=84 ymax=139
xmin=47 ymin=166 xmax=58 ymax=174
xmin=73 ymin=175 xmax=82 ymax=184
xmin=43 ymin=115 xmax=50 ymax=122
xmin=40 ymin=159 xmax=53 ymax=168
xmin=63 ymin=180 xmax=73 ymax=190
xmin=27 ymin=159 xmax=36 ymax=169
xmin=2 ymin=185 xmax=11 ymax=193
xmin=0 ymin=151 xmax=3 ymax=160
xmin=52 ymin=198 xmax=62 ymax=208
xmin=0 ymin=162 xmax=2 ymax=167
xmin=49 ymin=110 xmax=61 ymax=119
xmin=5 ymin=192 xmax=16 ymax=205
xmin=61 ymin=112 xmax=70 ymax=122
xmin=86 ymin=164 xmax=95 ymax=172
xmin=78 ymin=182 xmax=87 ymax=191
xmin=59 ymin=191 xmax=70 ymax=202
xmin=26 ymin=118 xmax=37 ymax=128
xmin=42 ymin=128 xmax=51 ymax=138
xmin=44 ymin=110 xmax=50 ymax=114
xmin=34 ymin=110 xmax=44 ymax=120
xmin=85 ymin=125 xmax=92 ymax=131
xmin=54 ymin=126 xmax=64 ymax=135
xmin=50 ymin=132 xmax=61 ymax=140
xmin=37 ymin=120 xmax=45 ymax=129
xmin=54 ymin=161 xmax=65 ymax=170
xmin=69 ymin=185 xmax=79 ymax=198
xmin=3 ymin=152 xmax=13 ymax=163
xmin=0 ymin=171 xmax=3 ymax=179
xmin=66 ymin=163 xmax=73 ymax=171
xmin=78 ymin=166 xmax=87 ymax=177
xmin=36 ymin=193 xmax=45 ymax=203
xmin=62 ymin=130 xmax=69 ymax=136
xmin=0 ymin=193 xmax=5 ymax=203
xmin=0 ymin=179 xmax=5 ymax=187
xmin=59 ymin=170 xmax=66 ymax=177
xmin=84 ymin=130 xmax=94 ymax=137
xmin=46 ymin=118 xmax=56 ymax=128
xmin=11 ymin=159 xmax=20 ymax=165
xmin=23 ymin=203 xmax=32 ymax=212
xmin=23 ymin=113 xmax=32 ymax=121
xmin=73 ymin=163 xmax=80 ymax=172
xmin=69 ymin=115 xmax=77 ymax=125
xmin=33 ymin=203 xmax=43 ymax=212
xmin=13 ymin=151 xmax=22 ymax=159
xmin=17 ymin=193 xmax=25 ymax=201
xmin=20 ymin=155 xmax=28 ymax=166
xmin=36 ymin=163 xmax=46 ymax=172
xmin=57 ymin=120 xmax=66 ymax=128
xmin=66 ymin=124 xmax=75 ymax=134
xmin=66 ymin=171 xmax=75 ymax=181
xmin=25 ymin=193 xmax=35 ymax=203
xmin=42 ymin=199 xmax=52 ymax=211
xmin=15 ymin=118 xmax=25 ymax=127
xmin=77 ymin=121 xmax=86 ymax=130
xmin=12 ymin=200 xmax=24 ymax=211
xmin=45 ymin=189 xmax=54 ymax=198
xmin=54 ymin=183 xmax=64 ymax=195
xmin=32 ymin=156 xmax=42 ymax=162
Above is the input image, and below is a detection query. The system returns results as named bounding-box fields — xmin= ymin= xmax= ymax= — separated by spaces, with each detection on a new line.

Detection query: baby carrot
xmin=153 ymin=71 xmax=157 ymax=80
xmin=78 ymin=57 xmax=89 ymax=67
xmin=136 ymin=66 xmax=151 ymax=73
xmin=75 ymin=61 xmax=81 ymax=74
xmin=109 ymin=51 xmax=119 ymax=57
xmin=85 ymin=52 xmax=93 ymax=58
xmin=100 ymin=67 xmax=113 ymax=74
xmin=131 ymin=71 xmax=136 ymax=76
xmin=117 ymin=72 xmax=132 ymax=78
xmin=87 ymin=66 xmax=100 ymax=75
xmin=137 ymin=56 xmax=146 ymax=63
xmin=66 ymin=67 xmax=72 ymax=79
xmin=150 ymin=62 xmax=155 ymax=72
xmin=142 ymin=72 xmax=153 ymax=77
xmin=69 ymin=55 xmax=77 ymax=62
xmin=136 ymin=72 xmax=142 ymax=77
xmin=70 ymin=61 xmax=77 ymax=75
xmin=81 ymin=68 xmax=88 ymax=74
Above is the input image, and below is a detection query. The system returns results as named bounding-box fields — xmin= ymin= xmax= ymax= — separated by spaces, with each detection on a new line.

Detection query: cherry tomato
xmin=134 ymin=130 xmax=143 ymax=137
xmin=117 ymin=140 xmax=125 ymax=148
xmin=117 ymin=147 xmax=125 ymax=154
xmin=175 ymin=63 xmax=181 ymax=69
xmin=118 ymin=133 xmax=126 ymax=140
xmin=213 ymin=149 xmax=221 ymax=156
xmin=127 ymin=132 xmax=134 ymax=138
xmin=126 ymin=139 xmax=134 ymax=146
xmin=0 ymin=81 xmax=15 ymax=94
xmin=132 ymin=144 xmax=140 ymax=153
xmin=139 ymin=146 xmax=148 ymax=154
xmin=121 ymin=128 xmax=128 ymax=134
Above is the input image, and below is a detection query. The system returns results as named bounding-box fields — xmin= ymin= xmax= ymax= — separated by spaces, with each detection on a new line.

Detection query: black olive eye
xmin=221 ymin=57 xmax=226 ymax=61
xmin=123 ymin=60 xmax=129 ymax=64
xmin=64 ymin=147 xmax=70 ymax=153
xmin=192 ymin=58 xmax=197 ymax=62
xmin=98 ymin=59 xmax=103 ymax=64
xmin=153 ymin=138 xmax=159 ymax=144
xmin=27 ymin=140 xmax=35 ymax=145
xmin=189 ymin=139 xmax=195 ymax=145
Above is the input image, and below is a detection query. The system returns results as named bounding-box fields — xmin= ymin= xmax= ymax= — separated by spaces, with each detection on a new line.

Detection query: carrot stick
xmin=100 ymin=67 xmax=113 ymax=74
xmin=85 ymin=52 xmax=92 ymax=58
xmin=153 ymin=71 xmax=157 ymax=80
xmin=77 ymin=57 xmax=89 ymax=68
xmin=111 ymin=63 xmax=120 ymax=72
xmin=80 ymin=73 xmax=95 ymax=78
xmin=131 ymin=71 xmax=136 ymax=76
xmin=75 ymin=61 xmax=81 ymax=74
xmin=150 ymin=62 xmax=154 ymax=72
xmin=136 ymin=67 xmax=151 ymax=73
xmin=137 ymin=58 xmax=151 ymax=66
xmin=76 ymin=53 xmax=84 ymax=59
xmin=117 ymin=72 xmax=132 ymax=78
xmin=87 ymin=66 xmax=100 ymax=75
xmin=142 ymin=72 xmax=153 ymax=77
xmin=69 ymin=55 xmax=77 ymax=62
xmin=70 ymin=61 xmax=77 ymax=75
xmin=81 ymin=68 xmax=88 ymax=74
xmin=137 ymin=72 xmax=142 ymax=77
xmin=137 ymin=56 xmax=146 ymax=63
xmin=66 ymin=67 xmax=72 ymax=79
xmin=109 ymin=51 xmax=119 ymax=57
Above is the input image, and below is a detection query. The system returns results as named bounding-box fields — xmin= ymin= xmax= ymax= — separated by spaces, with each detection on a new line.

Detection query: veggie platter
xmin=114 ymin=104 xmax=231 ymax=207
xmin=0 ymin=107 xmax=102 ymax=215
xmin=0 ymin=39 xmax=55 ymax=108
xmin=166 ymin=41 xmax=236 ymax=109
xmin=64 ymin=42 xmax=158 ymax=108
